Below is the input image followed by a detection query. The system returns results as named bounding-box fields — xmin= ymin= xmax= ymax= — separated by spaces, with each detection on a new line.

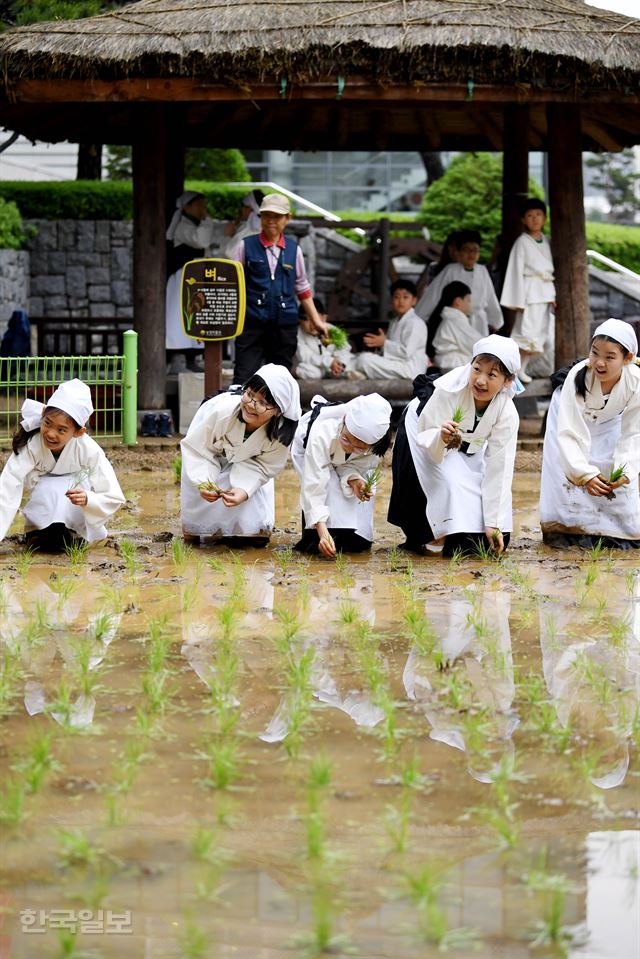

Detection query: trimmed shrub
xmin=585 ymin=222 xmax=640 ymax=275
xmin=0 ymin=196 xmax=27 ymax=249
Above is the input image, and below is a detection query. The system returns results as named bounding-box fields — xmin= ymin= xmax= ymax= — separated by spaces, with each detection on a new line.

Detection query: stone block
xmin=66 ymin=267 xmax=87 ymax=298
xmin=67 ymin=252 xmax=101 ymax=268
xmin=111 ymin=221 xmax=132 ymax=242
xmin=47 ymin=251 xmax=67 ymax=273
xmin=68 ymin=297 xmax=89 ymax=310
xmin=116 ymin=307 xmax=134 ymax=318
xmin=89 ymin=302 xmax=116 ymax=318
xmin=111 ymin=280 xmax=131 ymax=306
xmin=76 ymin=221 xmax=96 ymax=251
xmin=45 ymin=296 xmax=69 ymax=313
xmin=58 ymin=221 xmax=76 ymax=251
xmin=29 ymin=297 xmax=44 ymax=316
xmin=88 ymin=267 xmax=109 ymax=285
xmin=27 ymin=221 xmax=57 ymax=252
xmin=110 ymin=247 xmax=132 ymax=281
xmin=87 ymin=284 xmax=110 ymax=303
xmin=95 ymin=221 xmax=111 ymax=253
xmin=31 ymin=274 xmax=65 ymax=296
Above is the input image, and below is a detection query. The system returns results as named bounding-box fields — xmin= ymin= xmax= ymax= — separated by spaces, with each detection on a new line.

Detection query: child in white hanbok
xmin=292 ymin=393 xmax=392 ymax=557
xmin=0 ymin=379 xmax=125 ymax=551
xmin=351 ymin=280 xmax=427 ymax=380
xmin=180 ymin=364 xmax=301 ymax=547
xmin=500 ymin=198 xmax=555 ymax=384
xmin=540 ymin=318 xmax=640 ymax=550
xmin=427 ymin=280 xmax=476 ymax=372
xmin=388 ymin=335 xmax=521 ymax=557
xmin=293 ymin=298 xmax=353 ymax=379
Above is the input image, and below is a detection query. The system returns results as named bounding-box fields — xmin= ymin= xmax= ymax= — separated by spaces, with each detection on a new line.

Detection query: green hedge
xmin=585 ymin=222 xmax=640 ymax=276
xmin=0 ymin=180 xmax=250 ymax=221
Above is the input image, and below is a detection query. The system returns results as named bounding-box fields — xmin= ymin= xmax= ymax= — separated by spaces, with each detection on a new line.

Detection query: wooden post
xmin=377 ymin=218 xmax=390 ymax=325
xmin=204 ymin=341 xmax=223 ymax=396
xmin=547 ymin=103 xmax=590 ymax=367
xmin=133 ymin=106 xmax=168 ymax=410
xmin=501 ymin=104 xmax=529 ymax=255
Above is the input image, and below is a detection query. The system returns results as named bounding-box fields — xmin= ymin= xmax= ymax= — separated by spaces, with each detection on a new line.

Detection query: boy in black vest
xmin=230 ymin=194 xmax=327 ymax=383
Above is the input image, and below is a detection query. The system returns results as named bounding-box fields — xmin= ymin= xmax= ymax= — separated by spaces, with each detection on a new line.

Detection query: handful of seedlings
xmin=198 ymin=480 xmax=224 ymax=495
xmin=445 ymin=406 xmax=465 ymax=451
xmin=323 ymin=325 xmax=349 ymax=350
xmin=604 ymin=464 xmax=627 ymax=500
xmin=360 ymin=465 xmax=382 ymax=501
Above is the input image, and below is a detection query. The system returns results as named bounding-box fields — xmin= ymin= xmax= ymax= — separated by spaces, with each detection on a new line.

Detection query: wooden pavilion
xmin=0 ymin=0 xmax=638 ymax=409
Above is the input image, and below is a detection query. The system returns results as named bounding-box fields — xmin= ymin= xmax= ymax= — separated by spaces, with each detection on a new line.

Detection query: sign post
xmin=180 ymin=258 xmax=246 ymax=395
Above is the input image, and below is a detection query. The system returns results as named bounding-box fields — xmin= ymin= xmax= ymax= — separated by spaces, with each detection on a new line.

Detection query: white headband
xmin=20 ymin=378 xmax=93 ymax=432
xmin=593 ymin=318 xmax=638 ymax=357
xmin=473 ymin=334 xmax=521 ymax=374
xmin=256 ymin=364 xmax=301 ymax=421
xmin=344 ymin=393 xmax=391 ymax=445
xmin=166 ymin=191 xmax=204 ymax=241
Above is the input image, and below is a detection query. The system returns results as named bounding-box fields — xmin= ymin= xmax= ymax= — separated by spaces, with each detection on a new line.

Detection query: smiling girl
xmin=388 ymin=335 xmax=521 ymax=556
xmin=180 ymin=364 xmax=301 ymax=547
xmin=540 ymin=318 xmax=640 ymax=549
xmin=0 ymin=379 xmax=125 ymax=551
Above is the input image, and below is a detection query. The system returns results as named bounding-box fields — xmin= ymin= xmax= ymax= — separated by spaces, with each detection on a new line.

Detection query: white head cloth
xmin=20 ymin=378 xmax=93 ymax=432
xmin=257 ymin=364 xmax=301 ymax=421
xmin=166 ymin=191 xmax=203 ymax=241
xmin=593 ymin=318 xmax=638 ymax=357
xmin=434 ymin=334 xmax=523 ymax=398
xmin=242 ymin=191 xmax=262 ymax=232
xmin=344 ymin=393 xmax=392 ymax=445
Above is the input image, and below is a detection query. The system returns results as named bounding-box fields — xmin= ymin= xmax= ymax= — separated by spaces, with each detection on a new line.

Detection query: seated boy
xmin=349 ymin=279 xmax=427 ymax=380
xmin=293 ymin=298 xmax=354 ymax=379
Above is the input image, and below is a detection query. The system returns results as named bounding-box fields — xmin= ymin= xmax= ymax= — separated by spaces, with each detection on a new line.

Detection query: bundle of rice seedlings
xmin=445 ymin=406 xmax=465 ymax=450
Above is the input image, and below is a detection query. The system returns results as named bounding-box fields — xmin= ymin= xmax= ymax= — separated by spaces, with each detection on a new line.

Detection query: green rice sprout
xmin=274 ymin=545 xmax=294 ymax=575
xmin=0 ymin=779 xmax=28 ymax=825
xmin=67 ymin=467 xmax=92 ymax=492
xmin=445 ymin=404 xmax=465 ymax=450
xmin=14 ymin=546 xmax=36 ymax=577
xmin=119 ymin=538 xmax=141 ymax=578
xmin=171 ymin=537 xmax=192 ymax=574
xmin=198 ymin=479 xmax=222 ymax=493
xmin=326 ymin=324 xmax=349 ymax=350
xmin=56 ymin=827 xmax=104 ymax=868
xmin=64 ymin=539 xmax=89 ymax=569
xmin=172 ymin=454 xmax=182 ymax=484
xmin=361 ymin=464 xmax=382 ymax=498
xmin=452 ymin=404 xmax=465 ymax=425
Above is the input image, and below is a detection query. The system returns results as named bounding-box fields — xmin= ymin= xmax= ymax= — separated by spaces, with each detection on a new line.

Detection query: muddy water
xmin=0 ymin=465 xmax=638 ymax=958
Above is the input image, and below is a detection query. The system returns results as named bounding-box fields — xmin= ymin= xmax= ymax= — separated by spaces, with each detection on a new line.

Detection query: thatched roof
xmin=0 ymin=0 xmax=638 ymax=90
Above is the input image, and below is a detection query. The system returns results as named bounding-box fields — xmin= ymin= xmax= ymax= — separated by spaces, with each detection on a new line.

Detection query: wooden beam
xmin=473 ymin=110 xmax=502 ymax=151
xmin=581 ymin=119 xmax=624 ymax=152
xmin=416 ymin=106 xmax=442 ymax=149
xmin=547 ymin=103 xmax=590 ymax=367
xmin=132 ymin=105 xmax=167 ymax=411
xmin=6 ymin=77 xmax=639 ymax=106
xmin=502 ymin=104 xmax=529 ymax=250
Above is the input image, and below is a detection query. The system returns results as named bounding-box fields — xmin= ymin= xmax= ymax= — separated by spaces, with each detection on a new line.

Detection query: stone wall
xmin=0 ymin=249 xmax=30 ymax=339
xmin=25 ymin=220 xmax=133 ymax=320
xmin=588 ymin=266 xmax=640 ymax=325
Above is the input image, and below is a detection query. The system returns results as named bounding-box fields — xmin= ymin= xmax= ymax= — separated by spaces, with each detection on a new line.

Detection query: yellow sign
xmin=180 ymin=258 xmax=246 ymax=342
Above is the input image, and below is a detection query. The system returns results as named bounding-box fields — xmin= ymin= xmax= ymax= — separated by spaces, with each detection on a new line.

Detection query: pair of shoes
xmin=346 ymin=370 xmax=366 ymax=381
xmin=140 ymin=413 xmax=173 ymax=437
xmin=518 ymin=369 xmax=532 ymax=384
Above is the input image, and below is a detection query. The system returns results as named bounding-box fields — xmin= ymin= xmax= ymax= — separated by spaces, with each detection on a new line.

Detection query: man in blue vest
xmin=231 ymin=193 xmax=327 ymax=383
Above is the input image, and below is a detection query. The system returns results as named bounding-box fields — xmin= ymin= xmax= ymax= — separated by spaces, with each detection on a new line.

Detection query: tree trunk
xmin=76 ymin=143 xmax=102 ymax=180
xmin=419 ymin=152 xmax=444 ymax=186
xmin=547 ymin=103 xmax=590 ymax=367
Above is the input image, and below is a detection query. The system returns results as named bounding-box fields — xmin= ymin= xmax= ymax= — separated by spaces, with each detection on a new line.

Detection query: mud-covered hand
xmin=315 ymin=521 xmax=337 ymax=558
xmin=584 ymin=474 xmax=612 ymax=497
xmin=440 ymin=421 xmax=460 ymax=445
xmin=348 ymin=478 xmax=372 ymax=502
xmin=220 ymin=488 xmax=249 ymax=508
xmin=65 ymin=488 xmax=88 ymax=507
xmin=485 ymin=527 xmax=504 ymax=555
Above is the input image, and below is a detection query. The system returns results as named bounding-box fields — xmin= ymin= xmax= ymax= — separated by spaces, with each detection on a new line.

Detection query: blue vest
xmin=244 ymin=234 xmax=299 ymax=327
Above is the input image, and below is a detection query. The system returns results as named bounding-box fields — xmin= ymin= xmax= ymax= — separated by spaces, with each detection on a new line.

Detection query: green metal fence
xmin=0 ymin=329 xmax=138 ymax=445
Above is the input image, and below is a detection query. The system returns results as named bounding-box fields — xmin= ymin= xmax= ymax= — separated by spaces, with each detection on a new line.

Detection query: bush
xmin=106 ymin=146 xmax=250 ymax=183
xmin=585 ymin=222 xmax=640 ymax=275
xmin=0 ymin=196 xmax=27 ymax=249
xmin=0 ymin=181 xmax=249 ymax=221
xmin=419 ymin=153 xmax=544 ymax=256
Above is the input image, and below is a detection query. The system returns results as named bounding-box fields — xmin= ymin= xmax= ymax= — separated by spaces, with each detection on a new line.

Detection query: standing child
xmin=230 ymin=193 xmax=327 ymax=383
xmin=293 ymin=298 xmax=353 ymax=379
xmin=350 ymin=279 xmax=427 ymax=380
xmin=0 ymin=379 xmax=125 ymax=551
xmin=416 ymin=230 xmax=503 ymax=337
xmin=291 ymin=393 xmax=392 ymax=557
xmin=540 ymin=318 xmax=640 ymax=550
xmin=427 ymin=280 xmax=476 ymax=372
xmin=180 ymin=364 xmax=301 ymax=547
xmin=388 ymin=335 xmax=521 ymax=557
xmin=500 ymin=198 xmax=555 ymax=384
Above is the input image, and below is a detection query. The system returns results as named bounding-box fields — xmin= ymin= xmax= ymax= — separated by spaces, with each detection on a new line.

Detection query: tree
xmin=585 ymin=150 xmax=640 ymax=224
xmin=419 ymin=152 xmax=544 ymax=251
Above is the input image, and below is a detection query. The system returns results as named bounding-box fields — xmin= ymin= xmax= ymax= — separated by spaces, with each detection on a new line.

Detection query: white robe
xmin=416 ymin=263 xmax=504 ymax=337
xmin=500 ymin=233 xmax=555 ymax=354
xmin=432 ymin=306 xmax=479 ymax=371
xmin=539 ymin=361 xmax=640 ymax=540
xmin=294 ymin=325 xmax=353 ymax=379
xmin=0 ymin=433 xmax=125 ymax=543
xmin=353 ymin=307 xmax=427 ymax=379
xmin=166 ymin=215 xmax=226 ymax=350
xmin=408 ymin=380 xmax=519 ymax=536
xmin=291 ymin=406 xmax=382 ymax=540
xmin=180 ymin=392 xmax=290 ymax=537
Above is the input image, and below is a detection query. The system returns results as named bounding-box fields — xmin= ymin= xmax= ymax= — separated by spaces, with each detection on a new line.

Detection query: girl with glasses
xmin=291 ymin=393 xmax=392 ymax=557
xmin=180 ymin=364 xmax=301 ymax=547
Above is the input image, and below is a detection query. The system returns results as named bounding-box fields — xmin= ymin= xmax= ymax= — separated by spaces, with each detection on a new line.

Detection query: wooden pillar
xmin=165 ymin=106 xmax=185 ymax=224
xmin=501 ymin=104 xmax=529 ymax=254
xmin=133 ymin=106 xmax=167 ymax=410
xmin=547 ymin=103 xmax=590 ymax=367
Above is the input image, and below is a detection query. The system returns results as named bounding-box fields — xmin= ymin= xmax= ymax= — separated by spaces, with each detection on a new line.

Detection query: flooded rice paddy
xmin=0 ymin=454 xmax=638 ymax=958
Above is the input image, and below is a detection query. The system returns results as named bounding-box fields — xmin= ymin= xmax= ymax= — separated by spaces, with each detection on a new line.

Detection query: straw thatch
xmin=0 ymin=0 xmax=638 ymax=91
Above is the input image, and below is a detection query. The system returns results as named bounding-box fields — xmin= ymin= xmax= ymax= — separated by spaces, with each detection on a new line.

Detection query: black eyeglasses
xmin=241 ymin=389 xmax=276 ymax=414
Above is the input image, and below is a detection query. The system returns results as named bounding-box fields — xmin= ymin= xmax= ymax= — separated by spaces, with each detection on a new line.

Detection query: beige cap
xmin=259 ymin=193 xmax=290 ymax=215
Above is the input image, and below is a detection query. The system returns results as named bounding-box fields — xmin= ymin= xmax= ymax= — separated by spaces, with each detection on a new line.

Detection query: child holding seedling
xmin=540 ymin=318 xmax=640 ymax=549
xmin=350 ymin=279 xmax=427 ymax=380
xmin=388 ymin=335 xmax=521 ymax=557
xmin=500 ymin=198 xmax=555 ymax=384
xmin=291 ymin=393 xmax=392 ymax=557
xmin=180 ymin=363 xmax=301 ymax=547
xmin=0 ymin=379 xmax=125 ymax=551
xmin=426 ymin=280 xmax=476 ymax=372
xmin=293 ymin=298 xmax=354 ymax=379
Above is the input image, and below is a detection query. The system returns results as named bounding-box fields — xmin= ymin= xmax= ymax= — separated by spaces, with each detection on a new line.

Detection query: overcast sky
xmin=586 ymin=0 xmax=638 ymax=17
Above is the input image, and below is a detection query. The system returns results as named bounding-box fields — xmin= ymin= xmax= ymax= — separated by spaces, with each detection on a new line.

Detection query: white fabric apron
xmin=405 ymin=398 xmax=512 ymax=537
xmin=181 ymin=461 xmax=274 ymax=537
xmin=22 ymin=474 xmax=107 ymax=543
xmin=166 ymin=270 xmax=203 ymax=351
xmin=291 ymin=410 xmax=375 ymax=540
xmin=540 ymin=388 xmax=640 ymax=539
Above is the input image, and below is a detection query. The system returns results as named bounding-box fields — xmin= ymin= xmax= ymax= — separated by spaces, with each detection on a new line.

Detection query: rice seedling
xmin=575 ymin=564 xmax=598 ymax=606
xmin=14 ymin=546 xmax=36 ymax=578
xmin=64 ymin=539 xmax=89 ymax=570
xmin=473 ymin=536 xmax=501 ymax=563
xmin=624 ymin=570 xmax=637 ymax=597
xmin=325 ymin=324 xmax=349 ymax=350
xmin=56 ymin=928 xmax=79 ymax=958
xmin=190 ymin=826 xmax=231 ymax=868
xmin=172 ymin=454 xmax=182 ymax=483
xmin=68 ymin=637 xmax=98 ymax=698
xmin=13 ymin=730 xmax=60 ymax=794
xmin=0 ymin=649 xmax=21 ymax=717
xmin=384 ymin=790 xmax=412 ymax=854
xmin=273 ymin=544 xmax=295 ymax=575
xmin=604 ymin=465 xmax=627 ymax=500
xmin=181 ymin=581 xmax=199 ymax=613
xmin=48 ymin=574 xmax=80 ymax=607
xmin=523 ymin=849 xmax=580 ymax=949
xmin=282 ymin=647 xmax=316 ymax=758
xmin=202 ymin=736 xmax=242 ymax=790
xmin=119 ymin=538 xmax=142 ymax=578
xmin=206 ymin=556 xmax=225 ymax=574
xmin=447 ymin=546 xmax=464 ymax=568
xmin=401 ymin=861 xmax=475 ymax=949
xmin=337 ymin=598 xmax=358 ymax=626
xmin=445 ymin=404 xmax=465 ymax=449
xmin=98 ymin=584 xmax=125 ymax=615
xmin=507 ymin=564 xmax=537 ymax=602
xmin=402 ymin=604 xmax=436 ymax=657
xmin=608 ymin=616 xmax=631 ymax=650
xmin=47 ymin=680 xmax=75 ymax=730
xmin=361 ymin=464 xmax=382 ymax=498
xmin=171 ymin=536 xmax=192 ymax=574
xmin=0 ymin=778 xmax=27 ymax=825
xmin=141 ymin=670 xmax=173 ymax=716
xmin=56 ymin=827 xmax=104 ymax=868
xmin=181 ymin=916 xmax=210 ymax=959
